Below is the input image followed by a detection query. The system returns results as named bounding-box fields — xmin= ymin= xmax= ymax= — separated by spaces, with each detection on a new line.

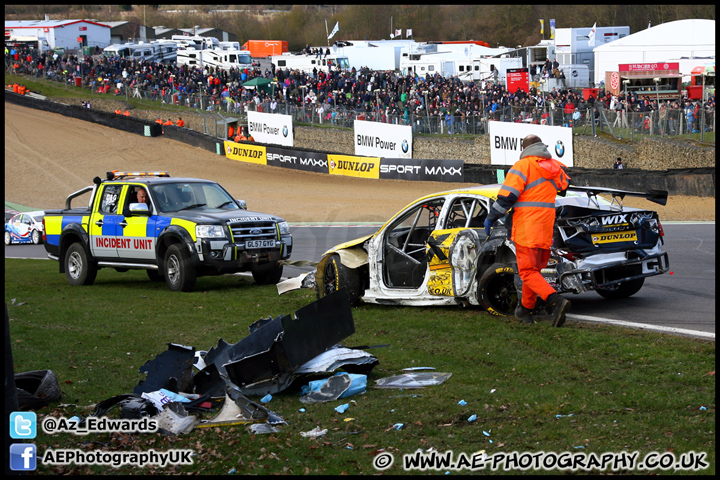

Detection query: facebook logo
xmin=10 ymin=443 xmax=37 ymax=471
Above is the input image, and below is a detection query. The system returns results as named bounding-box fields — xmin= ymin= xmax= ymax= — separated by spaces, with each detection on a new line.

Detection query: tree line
xmin=4 ymin=4 xmax=715 ymax=52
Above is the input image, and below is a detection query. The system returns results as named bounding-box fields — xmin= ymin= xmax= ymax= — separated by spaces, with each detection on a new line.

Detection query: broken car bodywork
xmin=310 ymin=184 xmax=669 ymax=315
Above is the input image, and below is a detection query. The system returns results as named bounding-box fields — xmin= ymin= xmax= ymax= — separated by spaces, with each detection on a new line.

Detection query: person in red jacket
xmin=484 ymin=134 xmax=571 ymax=327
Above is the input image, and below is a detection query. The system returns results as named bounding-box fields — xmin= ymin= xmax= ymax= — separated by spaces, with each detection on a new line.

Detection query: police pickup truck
xmin=43 ymin=171 xmax=292 ymax=292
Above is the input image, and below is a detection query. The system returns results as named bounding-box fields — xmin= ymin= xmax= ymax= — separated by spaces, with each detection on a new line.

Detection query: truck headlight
xmin=278 ymin=221 xmax=290 ymax=235
xmin=196 ymin=225 xmax=226 ymax=238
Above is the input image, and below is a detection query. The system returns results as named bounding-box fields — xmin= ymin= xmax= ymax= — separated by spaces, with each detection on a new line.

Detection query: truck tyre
xmin=65 ymin=242 xmax=98 ymax=286
xmin=478 ymin=263 xmax=518 ymax=316
xmin=251 ymin=262 xmax=283 ymax=285
xmin=320 ymin=254 xmax=362 ymax=306
xmin=164 ymin=244 xmax=196 ymax=292
xmin=32 ymin=229 xmax=42 ymax=244
xmin=596 ymin=278 xmax=645 ymax=299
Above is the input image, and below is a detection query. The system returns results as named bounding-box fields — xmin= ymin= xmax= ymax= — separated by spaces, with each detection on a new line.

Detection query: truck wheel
xmin=478 ymin=263 xmax=517 ymax=316
xmin=320 ymin=254 xmax=362 ymax=306
xmin=146 ymin=269 xmax=163 ymax=282
xmin=596 ymin=278 xmax=645 ymax=299
xmin=164 ymin=244 xmax=196 ymax=292
xmin=251 ymin=262 xmax=283 ymax=285
xmin=32 ymin=229 xmax=42 ymax=244
xmin=65 ymin=242 xmax=98 ymax=286
xmin=5 ymin=231 xmax=12 ymax=245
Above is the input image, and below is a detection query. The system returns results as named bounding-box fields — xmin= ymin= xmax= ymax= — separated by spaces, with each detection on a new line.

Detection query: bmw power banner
xmin=354 ymin=120 xmax=412 ymax=159
xmin=265 ymin=146 xmax=328 ymax=174
xmin=248 ymin=110 xmax=294 ymax=147
xmin=488 ymin=122 xmax=573 ymax=167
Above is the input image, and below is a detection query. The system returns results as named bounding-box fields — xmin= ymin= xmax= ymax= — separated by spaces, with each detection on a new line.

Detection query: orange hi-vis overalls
xmin=487 ymin=143 xmax=570 ymax=309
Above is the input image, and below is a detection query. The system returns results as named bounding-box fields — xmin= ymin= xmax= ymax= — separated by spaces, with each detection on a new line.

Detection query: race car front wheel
xmin=478 ymin=263 xmax=518 ymax=316
xmin=4 ymin=231 xmax=12 ymax=245
xmin=321 ymin=254 xmax=362 ymax=306
xmin=596 ymin=278 xmax=645 ymax=299
xmin=65 ymin=242 xmax=98 ymax=286
xmin=164 ymin=244 xmax=197 ymax=292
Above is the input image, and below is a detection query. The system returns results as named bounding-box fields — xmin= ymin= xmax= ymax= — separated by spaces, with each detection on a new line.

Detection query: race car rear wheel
xmin=65 ymin=242 xmax=98 ymax=286
xmin=321 ymin=254 xmax=362 ymax=306
xmin=164 ymin=244 xmax=197 ymax=292
xmin=5 ymin=231 xmax=12 ymax=245
xmin=251 ymin=262 xmax=283 ymax=285
xmin=31 ymin=229 xmax=41 ymax=244
xmin=596 ymin=278 xmax=645 ymax=299
xmin=478 ymin=263 xmax=518 ymax=316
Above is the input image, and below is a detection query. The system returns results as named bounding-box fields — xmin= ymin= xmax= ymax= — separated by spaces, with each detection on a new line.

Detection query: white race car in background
xmin=5 ymin=211 xmax=45 ymax=245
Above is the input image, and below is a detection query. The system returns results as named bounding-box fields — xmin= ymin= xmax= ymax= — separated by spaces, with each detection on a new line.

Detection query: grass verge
xmin=5 ymin=258 xmax=715 ymax=475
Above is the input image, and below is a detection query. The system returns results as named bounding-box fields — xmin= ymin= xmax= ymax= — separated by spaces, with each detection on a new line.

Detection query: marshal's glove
xmin=484 ymin=218 xmax=494 ymax=236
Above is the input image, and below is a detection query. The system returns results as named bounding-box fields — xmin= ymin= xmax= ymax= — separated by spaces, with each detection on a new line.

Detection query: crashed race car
xmin=300 ymin=184 xmax=669 ymax=315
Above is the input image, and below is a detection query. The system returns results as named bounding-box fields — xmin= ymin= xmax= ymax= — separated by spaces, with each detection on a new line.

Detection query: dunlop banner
xmin=328 ymin=154 xmax=380 ymax=179
xmin=224 ymin=141 xmax=267 ymax=165
xmin=265 ymin=146 xmax=328 ymax=173
xmin=380 ymin=158 xmax=464 ymax=182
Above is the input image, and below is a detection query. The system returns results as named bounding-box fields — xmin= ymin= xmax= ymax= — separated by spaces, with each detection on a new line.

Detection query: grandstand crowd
xmin=6 ymin=45 xmax=715 ymax=135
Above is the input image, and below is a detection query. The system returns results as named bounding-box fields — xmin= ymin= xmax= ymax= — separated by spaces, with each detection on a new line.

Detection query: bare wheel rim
xmin=167 ymin=254 xmax=180 ymax=284
xmin=67 ymin=251 xmax=83 ymax=280
xmin=324 ymin=261 xmax=338 ymax=295
xmin=486 ymin=274 xmax=517 ymax=314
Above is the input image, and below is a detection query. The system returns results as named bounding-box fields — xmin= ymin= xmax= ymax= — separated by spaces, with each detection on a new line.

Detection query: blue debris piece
xmin=260 ymin=394 xmax=272 ymax=403
xmin=335 ymin=403 xmax=349 ymax=414
xmin=467 ymin=414 xmax=477 ymax=422
xmin=458 ymin=399 xmax=467 ymax=406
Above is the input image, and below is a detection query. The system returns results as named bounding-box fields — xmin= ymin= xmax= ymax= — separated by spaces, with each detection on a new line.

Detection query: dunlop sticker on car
xmin=592 ymin=231 xmax=637 ymax=244
xmin=327 ymin=154 xmax=380 ymax=179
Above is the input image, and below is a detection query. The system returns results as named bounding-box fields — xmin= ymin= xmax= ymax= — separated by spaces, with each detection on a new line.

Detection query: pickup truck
xmin=43 ymin=171 xmax=292 ymax=292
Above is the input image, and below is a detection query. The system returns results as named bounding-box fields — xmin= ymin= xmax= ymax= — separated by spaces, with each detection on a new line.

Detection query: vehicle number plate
xmin=246 ymin=239 xmax=276 ymax=249
xmin=592 ymin=230 xmax=637 ymax=245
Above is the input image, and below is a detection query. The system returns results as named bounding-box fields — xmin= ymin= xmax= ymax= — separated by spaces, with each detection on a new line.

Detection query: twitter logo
xmin=10 ymin=412 xmax=37 ymax=439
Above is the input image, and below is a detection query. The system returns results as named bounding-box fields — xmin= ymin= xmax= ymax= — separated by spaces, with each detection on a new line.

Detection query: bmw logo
xmin=282 ymin=125 xmax=288 ymax=137
xmin=401 ymin=139 xmax=409 ymax=154
xmin=555 ymin=140 xmax=565 ymax=158
xmin=250 ymin=228 xmax=262 ymax=235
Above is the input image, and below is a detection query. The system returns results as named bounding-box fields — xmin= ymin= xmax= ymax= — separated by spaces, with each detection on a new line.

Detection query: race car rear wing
xmin=567 ymin=186 xmax=668 ymax=207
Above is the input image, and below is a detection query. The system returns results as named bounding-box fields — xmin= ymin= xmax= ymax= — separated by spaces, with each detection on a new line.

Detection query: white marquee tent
xmin=593 ymin=19 xmax=715 ymax=85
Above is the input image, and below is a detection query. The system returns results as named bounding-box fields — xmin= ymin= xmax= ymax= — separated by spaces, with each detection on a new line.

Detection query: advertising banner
xmin=224 ymin=141 xmax=267 ymax=165
xmin=489 ymin=122 xmax=573 ymax=167
xmin=506 ymin=68 xmax=529 ymax=94
xmin=328 ymin=154 xmax=380 ymax=179
xmin=380 ymin=159 xmax=464 ymax=182
xmin=247 ymin=110 xmax=294 ymax=147
xmin=265 ymin=146 xmax=328 ymax=174
xmin=354 ymin=120 xmax=412 ymax=159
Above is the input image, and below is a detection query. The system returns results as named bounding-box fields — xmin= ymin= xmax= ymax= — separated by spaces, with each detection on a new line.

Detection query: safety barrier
xmin=5 ymin=89 xmax=714 ymax=196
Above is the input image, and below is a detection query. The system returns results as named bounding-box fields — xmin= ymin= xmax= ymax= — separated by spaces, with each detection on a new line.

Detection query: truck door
xmin=89 ymin=184 xmax=124 ymax=259
xmin=117 ymin=185 xmax=156 ymax=261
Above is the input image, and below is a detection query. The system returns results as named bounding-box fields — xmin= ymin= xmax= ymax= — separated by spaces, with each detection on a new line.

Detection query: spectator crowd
xmin=6 ymin=44 xmax=715 ymax=136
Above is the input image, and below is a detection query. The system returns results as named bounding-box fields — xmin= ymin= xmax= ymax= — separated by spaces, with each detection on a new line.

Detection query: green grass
xmin=5 ymin=259 xmax=715 ymax=475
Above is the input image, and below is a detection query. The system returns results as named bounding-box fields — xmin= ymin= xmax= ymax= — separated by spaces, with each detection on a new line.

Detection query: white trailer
xmin=399 ymin=50 xmax=522 ymax=84
xmin=177 ymin=47 xmax=253 ymax=72
xmin=271 ymin=52 xmax=350 ymax=74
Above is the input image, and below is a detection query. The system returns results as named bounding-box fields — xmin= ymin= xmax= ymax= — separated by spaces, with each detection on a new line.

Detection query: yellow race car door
xmin=426 ymin=228 xmax=482 ymax=297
